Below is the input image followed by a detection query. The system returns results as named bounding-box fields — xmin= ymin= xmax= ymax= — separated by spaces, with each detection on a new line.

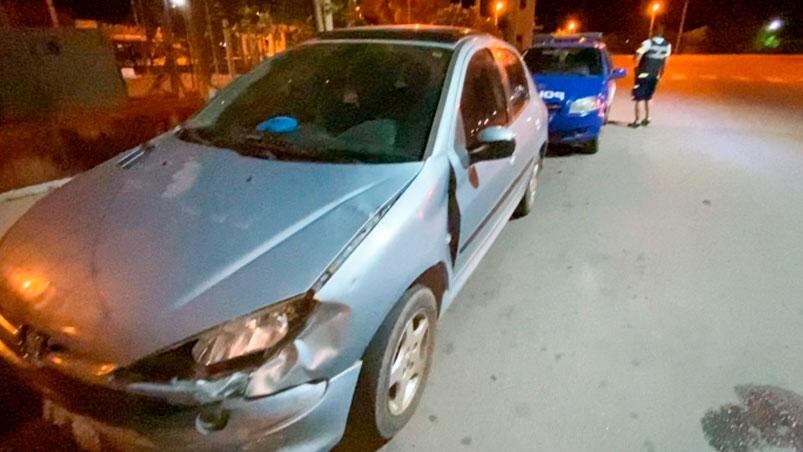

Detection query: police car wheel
xmin=579 ymin=137 xmax=599 ymax=154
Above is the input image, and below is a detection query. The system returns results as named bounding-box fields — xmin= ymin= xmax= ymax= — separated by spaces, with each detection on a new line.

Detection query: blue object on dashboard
xmin=256 ymin=116 xmax=299 ymax=133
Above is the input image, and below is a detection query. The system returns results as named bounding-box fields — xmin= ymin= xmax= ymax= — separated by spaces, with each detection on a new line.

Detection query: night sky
xmin=51 ymin=0 xmax=801 ymax=39
xmin=54 ymin=0 xmax=130 ymax=22
xmin=536 ymin=0 xmax=801 ymax=34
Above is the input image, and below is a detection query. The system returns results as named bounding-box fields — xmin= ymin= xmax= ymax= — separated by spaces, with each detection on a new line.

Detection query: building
xmin=469 ymin=0 xmax=536 ymax=50
xmin=502 ymin=0 xmax=536 ymax=50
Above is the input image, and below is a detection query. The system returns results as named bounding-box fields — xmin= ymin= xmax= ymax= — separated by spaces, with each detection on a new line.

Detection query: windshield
xmin=524 ymin=47 xmax=603 ymax=76
xmin=182 ymin=42 xmax=452 ymax=164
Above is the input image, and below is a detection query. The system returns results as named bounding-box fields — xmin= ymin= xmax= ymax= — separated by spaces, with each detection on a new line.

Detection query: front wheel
xmin=579 ymin=137 xmax=599 ymax=154
xmin=340 ymin=285 xmax=438 ymax=449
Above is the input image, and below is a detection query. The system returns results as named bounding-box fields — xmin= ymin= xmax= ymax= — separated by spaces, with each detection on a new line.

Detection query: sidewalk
xmin=0 ymin=182 xmax=61 ymax=236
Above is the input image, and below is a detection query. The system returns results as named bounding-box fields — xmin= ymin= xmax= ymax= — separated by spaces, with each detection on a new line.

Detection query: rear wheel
xmin=514 ymin=160 xmax=540 ymax=218
xmin=340 ymin=285 xmax=438 ymax=449
xmin=579 ymin=137 xmax=599 ymax=154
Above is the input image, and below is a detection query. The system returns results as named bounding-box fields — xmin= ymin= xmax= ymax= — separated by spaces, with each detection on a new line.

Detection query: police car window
xmin=523 ymin=48 xmax=603 ymax=76
xmin=460 ymin=50 xmax=509 ymax=150
xmin=494 ymin=49 xmax=530 ymax=117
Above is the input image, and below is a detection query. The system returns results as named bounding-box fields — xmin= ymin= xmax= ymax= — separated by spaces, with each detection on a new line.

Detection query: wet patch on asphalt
xmin=701 ymin=384 xmax=803 ymax=451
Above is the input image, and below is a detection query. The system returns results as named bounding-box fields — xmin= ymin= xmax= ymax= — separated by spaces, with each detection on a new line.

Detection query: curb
xmin=0 ymin=178 xmax=73 ymax=203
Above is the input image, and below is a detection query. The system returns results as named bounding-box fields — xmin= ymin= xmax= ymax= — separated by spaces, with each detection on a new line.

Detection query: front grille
xmin=24 ymin=364 xmax=192 ymax=427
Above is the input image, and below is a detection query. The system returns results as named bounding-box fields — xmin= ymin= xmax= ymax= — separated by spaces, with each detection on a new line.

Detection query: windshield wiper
xmin=177 ymin=127 xmax=213 ymax=146
xmin=235 ymin=134 xmax=329 ymax=162
xmin=320 ymin=148 xmax=413 ymax=164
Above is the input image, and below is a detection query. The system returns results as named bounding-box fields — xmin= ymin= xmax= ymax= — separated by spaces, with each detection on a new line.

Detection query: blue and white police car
xmin=523 ymin=33 xmax=627 ymax=153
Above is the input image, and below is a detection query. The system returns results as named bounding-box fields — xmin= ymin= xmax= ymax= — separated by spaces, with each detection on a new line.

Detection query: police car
xmin=523 ymin=33 xmax=627 ymax=153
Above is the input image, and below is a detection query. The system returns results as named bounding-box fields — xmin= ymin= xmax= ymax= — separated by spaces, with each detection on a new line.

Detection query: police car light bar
xmin=534 ymin=33 xmax=603 ymax=44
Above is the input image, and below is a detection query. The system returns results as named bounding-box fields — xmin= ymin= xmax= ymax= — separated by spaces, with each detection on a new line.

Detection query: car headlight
xmin=569 ymin=96 xmax=601 ymax=115
xmin=117 ymin=295 xmax=315 ymax=382
xmin=192 ymin=297 xmax=306 ymax=368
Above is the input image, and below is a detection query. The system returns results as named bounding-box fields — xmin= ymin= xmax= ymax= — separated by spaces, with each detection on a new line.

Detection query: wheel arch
xmin=410 ymin=261 xmax=449 ymax=315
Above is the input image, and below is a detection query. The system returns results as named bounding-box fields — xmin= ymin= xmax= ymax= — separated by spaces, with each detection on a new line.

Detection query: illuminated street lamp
xmin=493 ymin=1 xmax=505 ymax=27
xmin=767 ymin=18 xmax=783 ymax=32
xmin=648 ymin=1 xmax=662 ymax=38
xmin=566 ymin=19 xmax=579 ymax=33
xmin=170 ymin=0 xmax=186 ymax=7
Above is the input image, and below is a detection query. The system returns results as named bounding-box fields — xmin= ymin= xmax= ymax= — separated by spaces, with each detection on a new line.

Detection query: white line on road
xmin=764 ymin=76 xmax=787 ymax=84
xmin=730 ymin=75 xmax=751 ymax=82
xmin=700 ymin=74 xmax=718 ymax=80
xmin=669 ymin=73 xmax=688 ymax=80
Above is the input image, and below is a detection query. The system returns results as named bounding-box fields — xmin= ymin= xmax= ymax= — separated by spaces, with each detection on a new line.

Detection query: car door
xmin=493 ymin=47 xmax=540 ymax=179
xmin=449 ymin=48 xmax=529 ymax=273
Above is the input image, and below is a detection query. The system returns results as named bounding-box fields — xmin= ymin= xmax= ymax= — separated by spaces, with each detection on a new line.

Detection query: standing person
xmin=629 ymin=30 xmax=671 ymax=128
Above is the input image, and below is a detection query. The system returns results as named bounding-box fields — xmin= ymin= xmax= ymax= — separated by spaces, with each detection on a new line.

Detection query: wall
xmin=501 ymin=0 xmax=535 ymax=51
xmin=0 ymin=28 xmax=126 ymax=121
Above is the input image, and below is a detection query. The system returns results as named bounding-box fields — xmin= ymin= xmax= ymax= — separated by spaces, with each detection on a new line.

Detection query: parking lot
xmin=1 ymin=55 xmax=802 ymax=451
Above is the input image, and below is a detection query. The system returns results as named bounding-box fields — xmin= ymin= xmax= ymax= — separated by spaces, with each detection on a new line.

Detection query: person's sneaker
xmin=628 ymin=121 xmax=641 ymax=128
xmin=641 ymin=119 xmax=651 ymax=126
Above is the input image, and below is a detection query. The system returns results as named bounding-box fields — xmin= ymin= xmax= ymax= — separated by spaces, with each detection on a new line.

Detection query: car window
xmin=494 ymin=48 xmax=530 ymax=117
xmin=460 ymin=49 xmax=509 ymax=150
xmin=523 ymin=47 xmax=603 ymax=76
xmin=182 ymin=43 xmax=453 ymax=163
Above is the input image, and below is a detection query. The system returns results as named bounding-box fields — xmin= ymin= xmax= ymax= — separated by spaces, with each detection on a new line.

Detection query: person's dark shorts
xmin=632 ymin=76 xmax=660 ymax=101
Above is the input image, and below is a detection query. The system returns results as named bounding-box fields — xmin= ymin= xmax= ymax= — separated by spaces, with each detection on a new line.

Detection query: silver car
xmin=0 ymin=26 xmax=546 ymax=450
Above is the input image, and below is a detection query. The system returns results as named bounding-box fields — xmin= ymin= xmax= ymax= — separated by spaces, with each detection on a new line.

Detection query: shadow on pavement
xmin=0 ymin=362 xmax=77 ymax=451
xmin=545 ymin=144 xmax=578 ymax=158
xmin=606 ymin=119 xmax=632 ymax=127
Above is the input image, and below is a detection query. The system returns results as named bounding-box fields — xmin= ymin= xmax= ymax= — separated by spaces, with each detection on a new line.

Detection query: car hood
xmin=533 ymin=74 xmax=606 ymax=102
xmin=0 ymin=135 xmax=422 ymax=366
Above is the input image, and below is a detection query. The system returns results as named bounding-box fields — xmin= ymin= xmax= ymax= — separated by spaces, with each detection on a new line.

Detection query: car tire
xmin=340 ymin=285 xmax=438 ymax=449
xmin=514 ymin=160 xmax=540 ymax=218
xmin=579 ymin=137 xmax=599 ymax=154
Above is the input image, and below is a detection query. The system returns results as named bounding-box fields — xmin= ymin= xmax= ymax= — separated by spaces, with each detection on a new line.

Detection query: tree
xmin=431 ymin=4 xmax=497 ymax=34
xmin=358 ymin=0 xmax=450 ymax=25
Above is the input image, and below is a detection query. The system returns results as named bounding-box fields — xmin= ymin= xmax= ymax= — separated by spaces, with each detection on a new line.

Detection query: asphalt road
xmin=383 ymin=55 xmax=803 ymax=452
xmin=1 ymin=55 xmax=802 ymax=451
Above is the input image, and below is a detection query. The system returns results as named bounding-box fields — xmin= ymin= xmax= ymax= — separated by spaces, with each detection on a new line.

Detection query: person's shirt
xmin=635 ymin=36 xmax=671 ymax=78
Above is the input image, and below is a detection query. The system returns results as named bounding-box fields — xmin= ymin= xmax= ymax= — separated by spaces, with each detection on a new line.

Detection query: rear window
xmin=524 ymin=47 xmax=603 ymax=76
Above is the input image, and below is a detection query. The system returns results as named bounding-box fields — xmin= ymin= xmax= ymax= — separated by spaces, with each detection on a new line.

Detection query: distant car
xmin=0 ymin=26 xmax=547 ymax=450
xmin=523 ymin=33 xmax=627 ymax=154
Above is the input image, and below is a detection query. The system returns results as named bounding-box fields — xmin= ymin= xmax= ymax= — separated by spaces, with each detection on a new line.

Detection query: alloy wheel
xmin=387 ymin=311 xmax=430 ymax=416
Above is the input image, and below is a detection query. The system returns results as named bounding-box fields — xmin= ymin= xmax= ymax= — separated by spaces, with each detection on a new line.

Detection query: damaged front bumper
xmin=0 ymin=303 xmax=361 ymax=451
xmin=40 ymin=361 xmax=361 ymax=451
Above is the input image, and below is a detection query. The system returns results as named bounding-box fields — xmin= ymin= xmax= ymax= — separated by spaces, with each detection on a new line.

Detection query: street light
xmin=676 ymin=0 xmax=690 ymax=53
xmin=566 ymin=19 xmax=579 ymax=33
xmin=648 ymin=1 xmax=662 ymax=38
xmin=494 ymin=1 xmax=505 ymax=27
xmin=170 ymin=0 xmax=186 ymax=7
xmin=767 ymin=18 xmax=783 ymax=32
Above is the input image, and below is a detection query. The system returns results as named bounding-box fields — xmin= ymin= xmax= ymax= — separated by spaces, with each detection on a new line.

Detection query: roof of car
xmin=316 ymin=25 xmax=485 ymax=44
xmin=531 ymin=33 xmax=606 ymax=50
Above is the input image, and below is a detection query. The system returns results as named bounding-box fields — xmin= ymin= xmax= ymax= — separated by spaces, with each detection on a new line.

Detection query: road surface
xmin=1 ymin=55 xmax=801 ymax=451
xmin=382 ymin=55 xmax=803 ymax=452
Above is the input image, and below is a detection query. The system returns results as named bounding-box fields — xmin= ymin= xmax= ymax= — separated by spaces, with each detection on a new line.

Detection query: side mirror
xmin=611 ymin=68 xmax=628 ymax=79
xmin=469 ymin=126 xmax=516 ymax=164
